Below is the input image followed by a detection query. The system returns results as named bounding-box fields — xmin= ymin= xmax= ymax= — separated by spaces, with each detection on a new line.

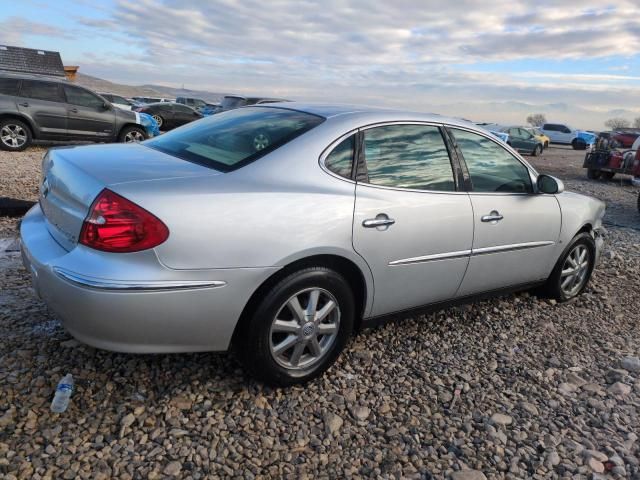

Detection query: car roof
xmin=0 ymin=71 xmax=69 ymax=83
xmin=258 ymin=102 xmax=479 ymax=128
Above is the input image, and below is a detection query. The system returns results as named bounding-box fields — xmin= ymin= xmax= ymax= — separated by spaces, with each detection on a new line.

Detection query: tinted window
xmin=146 ymin=107 xmax=324 ymax=172
xmin=221 ymin=97 xmax=246 ymax=109
xmin=64 ymin=85 xmax=104 ymax=108
xmin=0 ymin=78 xmax=19 ymax=96
xmin=451 ymin=128 xmax=532 ymax=193
xmin=20 ymin=80 xmax=63 ymax=102
xmin=173 ymin=104 xmax=195 ymax=113
xmin=110 ymin=95 xmax=129 ymax=104
xmin=363 ymin=125 xmax=455 ymax=191
xmin=325 ymin=136 xmax=354 ymax=179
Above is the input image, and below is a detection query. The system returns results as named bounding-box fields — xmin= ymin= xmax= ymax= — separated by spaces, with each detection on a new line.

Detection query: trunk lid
xmin=40 ymin=143 xmax=220 ymax=251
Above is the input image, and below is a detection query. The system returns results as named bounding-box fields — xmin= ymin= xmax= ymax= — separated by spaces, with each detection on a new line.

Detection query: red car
xmin=612 ymin=130 xmax=640 ymax=148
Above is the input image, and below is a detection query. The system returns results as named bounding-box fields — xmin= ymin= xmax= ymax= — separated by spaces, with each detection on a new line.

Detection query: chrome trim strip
xmin=472 ymin=241 xmax=554 ymax=256
xmin=389 ymin=249 xmax=472 ymax=266
xmin=389 ymin=241 xmax=554 ymax=266
xmin=53 ymin=268 xmax=226 ymax=291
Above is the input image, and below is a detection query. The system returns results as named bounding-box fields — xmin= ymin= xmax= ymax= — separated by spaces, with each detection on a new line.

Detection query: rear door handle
xmin=19 ymin=102 xmax=29 ymax=107
xmin=68 ymin=108 xmax=78 ymax=113
xmin=363 ymin=214 xmax=395 ymax=229
xmin=481 ymin=211 xmax=503 ymax=223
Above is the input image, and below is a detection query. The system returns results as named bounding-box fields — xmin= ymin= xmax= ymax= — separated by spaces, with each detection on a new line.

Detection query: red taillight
xmin=79 ymin=189 xmax=169 ymax=253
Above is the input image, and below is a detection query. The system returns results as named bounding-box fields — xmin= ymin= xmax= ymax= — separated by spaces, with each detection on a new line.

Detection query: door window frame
xmin=443 ymin=125 xmax=540 ymax=195
xmin=319 ymin=121 xmax=466 ymax=194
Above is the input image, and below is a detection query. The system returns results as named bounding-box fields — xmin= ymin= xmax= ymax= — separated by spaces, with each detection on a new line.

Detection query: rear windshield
xmin=221 ymin=96 xmax=246 ymax=109
xmin=145 ymin=107 xmax=325 ymax=172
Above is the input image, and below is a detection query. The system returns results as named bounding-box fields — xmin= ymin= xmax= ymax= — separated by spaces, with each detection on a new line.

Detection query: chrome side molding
xmin=53 ymin=267 xmax=226 ymax=291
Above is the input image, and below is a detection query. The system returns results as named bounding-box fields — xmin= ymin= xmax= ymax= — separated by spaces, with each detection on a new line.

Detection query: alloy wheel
xmin=152 ymin=115 xmax=163 ymax=128
xmin=560 ymin=244 xmax=590 ymax=297
xmin=1 ymin=124 xmax=27 ymax=148
xmin=124 ymin=130 xmax=145 ymax=143
xmin=269 ymin=287 xmax=341 ymax=370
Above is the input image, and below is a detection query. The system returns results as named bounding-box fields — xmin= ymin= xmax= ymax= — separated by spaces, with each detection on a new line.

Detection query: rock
xmin=582 ymin=383 xmax=603 ymax=394
xmin=490 ymin=413 xmax=513 ymax=426
xmin=566 ymin=372 xmax=586 ymax=386
xmin=546 ymin=450 xmax=560 ymax=467
xmin=59 ymin=339 xmax=80 ymax=348
xmin=163 ymin=461 xmax=182 ymax=476
xmin=587 ymin=457 xmax=605 ymax=473
xmin=605 ymin=369 xmax=627 ymax=384
xmin=520 ymin=402 xmax=539 ymax=416
xmin=379 ymin=403 xmax=391 ymax=414
xmin=170 ymin=396 xmax=192 ymax=410
xmin=584 ymin=450 xmax=608 ymax=462
xmin=120 ymin=413 xmax=135 ymax=429
xmin=451 ymin=470 xmax=488 ymax=480
xmin=324 ymin=412 xmax=343 ymax=435
xmin=620 ymin=356 xmax=640 ymax=373
xmin=353 ymin=406 xmax=370 ymax=421
xmin=0 ymin=408 xmax=15 ymax=428
xmin=607 ymin=382 xmax=631 ymax=396
xmin=558 ymin=382 xmax=578 ymax=395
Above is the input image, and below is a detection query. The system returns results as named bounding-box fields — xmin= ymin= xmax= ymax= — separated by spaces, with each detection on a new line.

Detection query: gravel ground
xmin=1 ymin=145 xmax=639 ymax=479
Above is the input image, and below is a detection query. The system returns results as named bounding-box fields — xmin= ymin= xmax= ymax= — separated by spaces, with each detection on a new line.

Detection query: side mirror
xmin=102 ymin=102 xmax=111 ymax=110
xmin=537 ymin=174 xmax=564 ymax=194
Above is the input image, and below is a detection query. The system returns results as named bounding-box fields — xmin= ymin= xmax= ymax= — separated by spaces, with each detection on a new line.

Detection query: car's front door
xmin=507 ymin=128 xmax=528 ymax=152
xmin=172 ymin=104 xmax=200 ymax=127
xmin=17 ymin=79 xmax=67 ymax=137
xmin=63 ymin=85 xmax=116 ymax=138
xmin=352 ymin=123 xmax=474 ymax=317
xmin=448 ymin=127 xmax=561 ymax=296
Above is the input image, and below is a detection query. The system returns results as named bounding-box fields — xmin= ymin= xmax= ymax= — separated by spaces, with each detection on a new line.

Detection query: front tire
xmin=0 ymin=119 xmax=32 ymax=151
xmin=531 ymin=144 xmax=543 ymax=156
xmin=236 ymin=267 xmax=355 ymax=386
xmin=572 ymin=139 xmax=586 ymax=150
xmin=544 ymin=233 xmax=596 ymax=302
xmin=600 ymin=171 xmax=615 ymax=180
xmin=118 ymin=126 xmax=147 ymax=143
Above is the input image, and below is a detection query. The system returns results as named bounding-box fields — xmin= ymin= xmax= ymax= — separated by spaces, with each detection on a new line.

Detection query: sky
xmin=1 ymin=0 xmax=640 ymax=129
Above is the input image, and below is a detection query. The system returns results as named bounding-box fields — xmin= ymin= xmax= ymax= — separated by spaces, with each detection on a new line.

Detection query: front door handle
xmin=363 ymin=214 xmax=395 ymax=229
xmin=68 ymin=108 xmax=78 ymax=113
xmin=19 ymin=102 xmax=29 ymax=107
xmin=481 ymin=211 xmax=504 ymax=223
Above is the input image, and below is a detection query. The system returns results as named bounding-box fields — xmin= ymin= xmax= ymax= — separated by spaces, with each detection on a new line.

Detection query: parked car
xmin=218 ymin=95 xmax=288 ymax=112
xmin=134 ymin=102 xmax=203 ymax=130
xmin=132 ymin=96 xmax=174 ymax=104
xmin=611 ymin=130 xmax=640 ymax=149
xmin=99 ymin=93 xmax=136 ymax=111
xmin=0 ymin=72 xmax=151 ymax=151
xmin=20 ymin=104 xmax=606 ymax=386
xmin=524 ymin=127 xmax=550 ymax=149
xmin=539 ymin=123 xmax=595 ymax=150
xmin=483 ymin=124 xmax=544 ymax=157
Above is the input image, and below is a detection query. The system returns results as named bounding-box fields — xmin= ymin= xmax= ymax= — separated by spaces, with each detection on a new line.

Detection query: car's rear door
xmin=62 ymin=84 xmax=116 ymax=139
xmin=17 ymin=79 xmax=67 ymax=137
xmin=351 ymin=123 xmax=473 ymax=317
xmin=172 ymin=104 xmax=200 ymax=126
xmin=447 ymin=127 xmax=561 ymax=296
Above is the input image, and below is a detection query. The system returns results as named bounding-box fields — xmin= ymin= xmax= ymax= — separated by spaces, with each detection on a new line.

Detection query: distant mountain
xmin=75 ymin=73 xmax=226 ymax=102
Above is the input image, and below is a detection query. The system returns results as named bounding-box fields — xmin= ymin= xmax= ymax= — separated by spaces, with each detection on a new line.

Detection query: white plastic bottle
xmin=50 ymin=374 xmax=74 ymax=413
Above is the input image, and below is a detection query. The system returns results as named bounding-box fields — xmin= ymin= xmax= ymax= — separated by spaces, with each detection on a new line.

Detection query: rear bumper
xmin=20 ymin=204 xmax=277 ymax=353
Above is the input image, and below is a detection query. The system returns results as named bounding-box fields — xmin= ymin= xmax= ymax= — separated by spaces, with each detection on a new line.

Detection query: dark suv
xmin=0 ymin=72 xmax=148 ymax=151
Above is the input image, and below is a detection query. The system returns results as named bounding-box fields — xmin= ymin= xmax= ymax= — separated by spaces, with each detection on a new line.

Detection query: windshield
xmin=145 ymin=107 xmax=325 ymax=172
xmin=221 ymin=96 xmax=246 ymax=109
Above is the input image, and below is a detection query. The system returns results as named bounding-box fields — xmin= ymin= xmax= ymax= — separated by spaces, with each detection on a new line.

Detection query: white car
xmin=539 ymin=123 xmax=594 ymax=150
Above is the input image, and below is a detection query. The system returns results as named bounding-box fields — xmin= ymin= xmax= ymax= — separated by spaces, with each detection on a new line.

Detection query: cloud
xmin=0 ymin=16 xmax=73 ymax=45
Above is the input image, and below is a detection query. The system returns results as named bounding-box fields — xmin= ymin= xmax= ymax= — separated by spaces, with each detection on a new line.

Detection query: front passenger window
xmin=63 ymin=85 xmax=105 ymax=109
xmin=451 ymin=128 xmax=533 ymax=194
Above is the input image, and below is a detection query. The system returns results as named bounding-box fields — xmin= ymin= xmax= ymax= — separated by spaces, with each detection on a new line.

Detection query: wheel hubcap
xmin=1 ymin=124 xmax=27 ymax=148
xmin=269 ymin=288 xmax=340 ymax=370
xmin=560 ymin=244 xmax=590 ymax=297
xmin=253 ymin=133 xmax=270 ymax=151
xmin=124 ymin=130 xmax=145 ymax=143
xmin=152 ymin=115 xmax=163 ymax=127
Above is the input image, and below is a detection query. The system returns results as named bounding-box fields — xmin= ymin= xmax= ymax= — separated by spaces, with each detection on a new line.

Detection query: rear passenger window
xmin=451 ymin=128 xmax=533 ymax=194
xmin=363 ymin=125 xmax=455 ymax=191
xmin=20 ymin=80 xmax=63 ymax=102
xmin=325 ymin=136 xmax=354 ymax=179
xmin=0 ymin=78 xmax=19 ymax=96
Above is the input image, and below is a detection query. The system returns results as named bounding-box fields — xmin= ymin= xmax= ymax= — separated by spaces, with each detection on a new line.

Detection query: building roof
xmin=0 ymin=45 xmax=65 ymax=77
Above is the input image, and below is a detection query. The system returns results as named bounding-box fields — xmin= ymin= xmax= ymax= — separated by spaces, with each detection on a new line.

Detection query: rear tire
xmin=235 ymin=267 xmax=354 ymax=386
xmin=118 ymin=126 xmax=147 ymax=143
xmin=587 ymin=169 xmax=602 ymax=180
xmin=600 ymin=171 xmax=615 ymax=180
xmin=152 ymin=115 xmax=164 ymax=129
xmin=544 ymin=233 xmax=595 ymax=302
xmin=572 ymin=139 xmax=586 ymax=150
xmin=0 ymin=119 xmax=32 ymax=151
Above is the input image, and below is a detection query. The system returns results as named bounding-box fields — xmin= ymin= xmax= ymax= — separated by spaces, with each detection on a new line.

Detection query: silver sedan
xmin=20 ymin=104 xmax=606 ymax=385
